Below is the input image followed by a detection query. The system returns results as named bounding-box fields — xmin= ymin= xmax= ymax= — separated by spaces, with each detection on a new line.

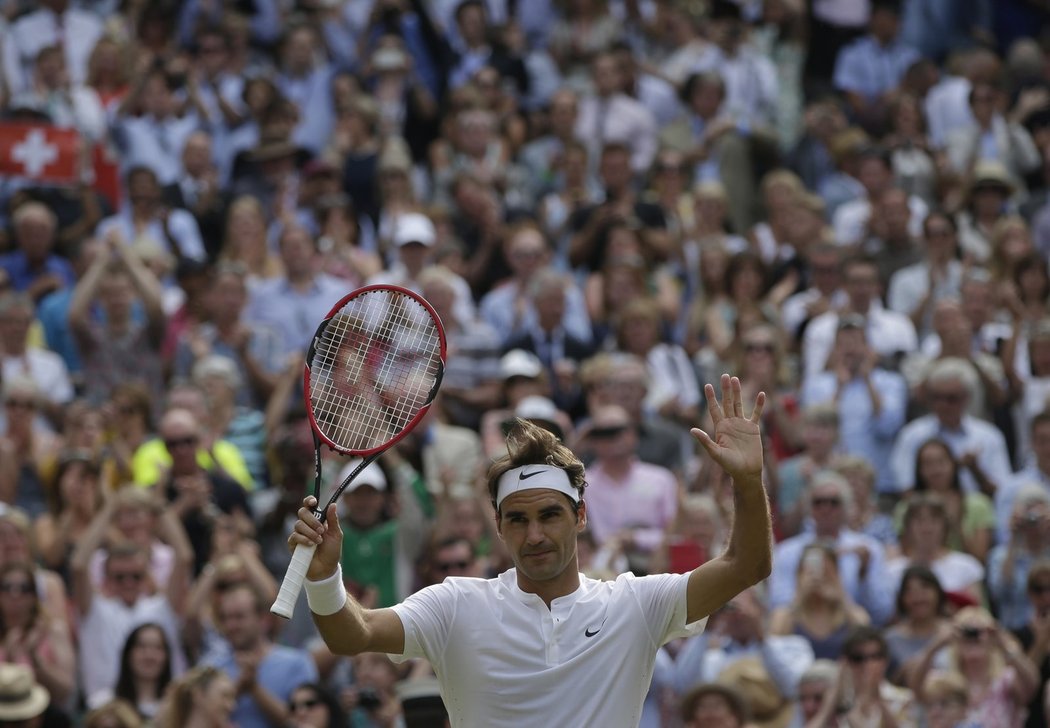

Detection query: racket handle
xmin=270 ymin=543 xmax=317 ymax=619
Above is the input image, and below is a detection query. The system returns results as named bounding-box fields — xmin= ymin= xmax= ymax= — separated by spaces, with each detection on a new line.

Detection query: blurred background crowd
xmin=3 ymin=0 xmax=1050 ymax=726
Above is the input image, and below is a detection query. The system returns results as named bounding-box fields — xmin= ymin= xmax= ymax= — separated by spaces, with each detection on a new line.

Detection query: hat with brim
xmin=0 ymin=665 xmax=49 ymax=721
xmin=968 ymin=160 xmax=1015 ymax=197
xmin=717 ymin=657 xmax=794 ymax=728
xmin=505 ymin=395 xmax=564 ymax=440
xmin=680 ymin=682 xmax=750 ymax=724
xmin=336 ymin=458 xmax=388 ymax=494
xmin=373 ymin=47 xmax=410 ymax=73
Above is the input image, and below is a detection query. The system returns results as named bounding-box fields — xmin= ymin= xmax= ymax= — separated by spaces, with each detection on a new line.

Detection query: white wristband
xmin=305 ymin=564 xmax=348 ymax=616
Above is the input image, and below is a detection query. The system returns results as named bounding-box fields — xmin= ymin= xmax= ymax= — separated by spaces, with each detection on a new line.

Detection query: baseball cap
xmin=393 ymin=213 xmax=436 ymax=247
xmin=499 ymin=349 xmax=544 ymax=380
xmin=336 ymin=459 xmax=388 ymax=493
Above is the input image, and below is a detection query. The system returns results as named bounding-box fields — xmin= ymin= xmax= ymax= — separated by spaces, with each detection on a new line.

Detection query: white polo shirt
xmin=391 ymin=569 xmax=705 ymax=727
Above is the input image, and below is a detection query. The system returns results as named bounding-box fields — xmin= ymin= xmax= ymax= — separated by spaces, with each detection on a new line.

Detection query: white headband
xmin=496 ymin=465 xmax=580 ymax=509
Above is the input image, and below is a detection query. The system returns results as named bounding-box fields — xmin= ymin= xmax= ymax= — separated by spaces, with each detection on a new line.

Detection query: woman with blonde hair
xmin=769 ymin=542 xmax=870 ymax=660
xmin=84 ymin=699 xmax=144 ymax=728
xmin=155 ymin=666 xmax=235 ymax=728
xmin=909 ymin=606 xmax=1038 ymax=727
xmin=218 ymin=196 xmax=283 ymax=282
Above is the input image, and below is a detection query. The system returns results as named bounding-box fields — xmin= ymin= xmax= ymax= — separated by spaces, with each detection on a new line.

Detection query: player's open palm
xmin=692 ymin=374 xmax=765 ymax=481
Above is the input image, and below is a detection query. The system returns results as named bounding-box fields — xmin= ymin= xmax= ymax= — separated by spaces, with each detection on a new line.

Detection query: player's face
xmin=497 ymin=490 xmax=585 ymax=587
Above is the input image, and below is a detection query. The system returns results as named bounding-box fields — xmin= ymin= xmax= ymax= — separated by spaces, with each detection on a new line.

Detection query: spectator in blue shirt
xmin=200 ymin=582 xmax=317 ymax=728
xmin=0 ymin=201 xmax=74 ymax=304
xmin=833 ymin=0 xmax=921 ymax=135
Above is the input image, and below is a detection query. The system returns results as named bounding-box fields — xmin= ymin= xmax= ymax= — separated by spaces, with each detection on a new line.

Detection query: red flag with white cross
xmin=0 ymin=123 xmax=80 ymax=183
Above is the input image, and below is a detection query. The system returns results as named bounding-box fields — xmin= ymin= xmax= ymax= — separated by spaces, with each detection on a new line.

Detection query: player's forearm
xmin=312 ymin=596 xmax=374 ymax=656
xmin=724 ymin=474 xmax=773 ymax=584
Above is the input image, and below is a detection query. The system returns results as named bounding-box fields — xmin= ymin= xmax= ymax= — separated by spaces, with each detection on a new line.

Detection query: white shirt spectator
xmin=2 ymin=349 xmax=73 ymax=406
xmin=96 ymin=209 xmax=207 ymax=263
xmin=111 ymin=113 xmax=202 ymax=186
xmin=885 ymin=551 xmax=984 ymax=595
xmin=575 ymin=93 xmax=658 ymax=174
xmin=78 ymin=592 xmax=185 ymax=708
xmin=889 ymin=413 xmax=1013 ymax=494
xmin=802 ymin=306 xmax=918 ymax=380
xmin=886 ymin=260 xmax=964 ymax=336
xmin=780 ymin=288 xmax=849 ymax=339
xmin=925 ymin=75 xmax=974 ymax=148
xmin=832 ymin=194 xmax=929 ymax=248
xmin=1 ymin=6 xmax=103 ymax=94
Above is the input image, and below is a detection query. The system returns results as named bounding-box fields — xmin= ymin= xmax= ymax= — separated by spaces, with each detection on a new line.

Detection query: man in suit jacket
xmin=502 ymin=268 xmax=595 ymax=415
xmin=162 ymin=131 xmax=228 ymax=260
xmin=660 ymin=71 xmax=770 ymax=233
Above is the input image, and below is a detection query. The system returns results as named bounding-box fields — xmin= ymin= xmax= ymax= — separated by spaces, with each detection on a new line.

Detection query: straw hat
xmin=0 ymin=665 xmax=49 ymax=721
xmin=716 ymin=657 xmax=794 ymax=728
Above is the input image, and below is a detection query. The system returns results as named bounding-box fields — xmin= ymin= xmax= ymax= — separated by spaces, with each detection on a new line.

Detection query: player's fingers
xmin=731 ymin=376 xmax=744 ymax=418
xmin=720 ymin=373 xmax=732 ymax=418
xmin=690 ymin=428 xmax=719 ymax=459
xmin=287 ymin=530 xmax=318 ymax=551
xmin=293 ymin=518 xmax=324 ymax=543
xmin=705 ymin=382 xmax=722 ymax=424
xmin=750 ymin=391 xmax=767 ymax=423
xmin=298 ymin=504 xmax=323 ymax=527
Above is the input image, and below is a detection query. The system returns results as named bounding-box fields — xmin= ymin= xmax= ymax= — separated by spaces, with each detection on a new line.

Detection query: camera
xmin=959 ymin=626 xmax=983 ymax=640
xmin=358 ymin=688 xmax=382 ymax=711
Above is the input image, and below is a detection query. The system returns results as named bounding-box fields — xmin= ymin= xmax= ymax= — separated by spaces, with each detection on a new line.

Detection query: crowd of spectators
xmin=3 ymin=0 xmax=1050 ymax=726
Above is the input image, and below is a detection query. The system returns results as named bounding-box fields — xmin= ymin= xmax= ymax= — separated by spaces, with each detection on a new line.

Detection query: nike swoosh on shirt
xmin=585 ymin=620 xmax=606 ymax=637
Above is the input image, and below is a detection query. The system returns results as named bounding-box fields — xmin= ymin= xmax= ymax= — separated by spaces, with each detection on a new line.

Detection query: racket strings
xmin=310 ymin=289 xmax=442 ymax=451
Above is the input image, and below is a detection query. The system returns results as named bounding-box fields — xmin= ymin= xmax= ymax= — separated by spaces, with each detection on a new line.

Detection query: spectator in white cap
xmin=367 ymin=212 xmax=475 ymax=330
xmin=335 ymin=458 xmax=427 ymax=609
xmin=480 ymin=349 xmax=564 ymax=458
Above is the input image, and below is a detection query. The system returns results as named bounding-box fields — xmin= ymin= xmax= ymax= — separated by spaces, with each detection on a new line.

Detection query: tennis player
xmin=289 ymin=374 xmax=772 ymax=726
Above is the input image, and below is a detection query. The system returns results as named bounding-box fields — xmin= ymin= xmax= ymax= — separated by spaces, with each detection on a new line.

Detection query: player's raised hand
xmin=691 ymin=374 xmax=765 ymax=482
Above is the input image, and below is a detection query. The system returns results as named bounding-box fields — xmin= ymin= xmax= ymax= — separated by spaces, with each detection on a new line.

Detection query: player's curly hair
xmin=486 ymin=419 xmax=587 ymax=515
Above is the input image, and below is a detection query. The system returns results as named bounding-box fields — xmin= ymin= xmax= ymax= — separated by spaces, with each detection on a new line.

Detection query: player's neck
xmin=516 ymin=559 xmax=582 ymax=609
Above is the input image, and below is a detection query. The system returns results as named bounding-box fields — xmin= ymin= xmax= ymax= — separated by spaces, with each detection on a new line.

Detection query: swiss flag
xmin=0 ymin=123 xmax=80 ymax=183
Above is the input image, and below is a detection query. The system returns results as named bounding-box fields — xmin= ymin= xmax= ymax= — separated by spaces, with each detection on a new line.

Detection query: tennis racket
xmin=271 ymin=284 xmax=446 ymax=618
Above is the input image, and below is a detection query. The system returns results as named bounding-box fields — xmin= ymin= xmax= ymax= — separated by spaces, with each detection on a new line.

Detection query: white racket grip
xmin=271 ymin=543 xmax=316 ymax=619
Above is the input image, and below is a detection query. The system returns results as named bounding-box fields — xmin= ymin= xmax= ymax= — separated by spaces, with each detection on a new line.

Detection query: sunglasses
xmin=435 ymin=560 xmax=471 ymax=572
xmin=811 ymin=497 xmax=842 ymax=508
xmin=111 ymin=571 xmax=145 ymax=584
xmin=0 ymin=582 xmax=33 ymax=595
xmin=1030 ymin=583 xmax=1050 ymax=595
xmin=847 ymin=651 xmax=885 ymax=664
xmin=163 ymin=436 xmax=199 ymax=450
xmin=4 ymin=400 xmax=34 ymax=409
xmin=290 ymin=698 xmax=321 ymax=710
xmin=929 ymin=392 xmax=966 ymax=403
xmin=590 ymin=425 xmax=629 ymax=439
xmin=744 ymin=343 xmax=774 ymax=354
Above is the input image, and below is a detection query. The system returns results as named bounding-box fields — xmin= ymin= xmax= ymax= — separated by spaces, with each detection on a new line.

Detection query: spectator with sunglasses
xmin=71 ymin=494 xmax=193 ymax=710
xmin=910 ymin=607 xmax=1039 ymax=728
xmin=812 ymin=626 xmax=918 ymax=728
xmin=0 ymin=562 xmax=75 ymax=712
xmin=152 ymin=408 xmax=252 ymax=574
xmin=770 ymin=472 xmax=895 ymax=625
xmin=1010 ymin=559 xmax=1050 ymax=728
xmin=421 ymin=536 xmax=483 ymax=588
xmin=287 ymin=682 xmax=347 ymax=728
